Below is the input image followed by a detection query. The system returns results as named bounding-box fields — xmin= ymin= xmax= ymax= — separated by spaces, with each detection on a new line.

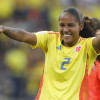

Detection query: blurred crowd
xmin=0 ymin=0 xmax=100 ymax=100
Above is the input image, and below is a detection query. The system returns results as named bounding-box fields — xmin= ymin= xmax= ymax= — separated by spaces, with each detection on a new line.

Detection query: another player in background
xmin=0 ymin=8 xmax=100 ymax=100
xmin=80 ymin=16 xmax=100 ymax=100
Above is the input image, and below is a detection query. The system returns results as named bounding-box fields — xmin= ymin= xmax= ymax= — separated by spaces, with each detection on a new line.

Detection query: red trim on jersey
xmin=56 ymin=32 xmax=60 ymax=37
xmin=79 ymin=54 xmax=89 ymax=100
xmin=35 ymin=69 xmax=44 ymax=100
xmin=46 ymin=48 xmax=48 ymax=52
xmin=79 ymin=37 xmax=86 ymax=43
xmin=79 ymin=37 xmax=82 ymax=43
xmin=48 ymin=32 xmax=60 ymax=37
xmin=48 ymin=33 xmax=56 ymax=34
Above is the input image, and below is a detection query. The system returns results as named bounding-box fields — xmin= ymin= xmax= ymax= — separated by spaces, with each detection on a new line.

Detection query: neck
xmin=62 ymin=37 xmax=80 ymax=47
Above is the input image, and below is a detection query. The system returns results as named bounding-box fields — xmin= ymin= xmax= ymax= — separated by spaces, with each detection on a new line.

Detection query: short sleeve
xmin=31 ymin=31 xmax=48 ymax=52
xmin=86 ymin=38 xmax=98 ymax=59
xmin=86 ymin=38 xmax=98 ymax=73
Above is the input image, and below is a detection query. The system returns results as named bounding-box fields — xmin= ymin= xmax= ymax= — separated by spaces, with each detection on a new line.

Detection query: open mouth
xmin=63 ymin=34 xmax=72 ymax=38
xmin=64 ymin=34 xmax=71 ymax=36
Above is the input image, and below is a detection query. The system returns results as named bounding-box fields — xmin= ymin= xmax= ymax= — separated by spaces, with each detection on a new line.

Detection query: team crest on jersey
xmin=74 ymin=45 xmax=82 ymax=53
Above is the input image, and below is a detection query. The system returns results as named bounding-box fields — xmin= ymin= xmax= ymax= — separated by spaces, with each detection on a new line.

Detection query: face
xmin=59 ymin=12 xmax=83 ymax=47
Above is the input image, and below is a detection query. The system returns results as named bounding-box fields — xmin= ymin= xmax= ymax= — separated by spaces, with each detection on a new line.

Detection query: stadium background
xmin=0 ymin=0 xmax=100 ymax=100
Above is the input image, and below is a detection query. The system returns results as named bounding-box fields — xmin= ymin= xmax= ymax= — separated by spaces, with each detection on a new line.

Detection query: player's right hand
xmin=0 ymin=25 xmax=3 ymax=34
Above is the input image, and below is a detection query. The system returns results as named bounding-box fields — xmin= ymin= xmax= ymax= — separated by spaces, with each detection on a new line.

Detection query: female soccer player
xmin=0 ymin=8 xmax=100 ymax=100
xmin=80 ymin=16 xmax=100 ymax=100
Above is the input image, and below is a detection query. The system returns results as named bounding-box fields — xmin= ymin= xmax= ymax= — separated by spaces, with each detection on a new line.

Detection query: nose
xmin=63 ymin=26 xmax=69 ymax=32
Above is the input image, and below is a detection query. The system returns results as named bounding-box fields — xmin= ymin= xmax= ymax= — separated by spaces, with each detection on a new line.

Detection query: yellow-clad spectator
xmin=0 ymin=0 xmax=14 ymax=20
xmin=4 ymin=48 xmax=28 ymax=99
xmin=5 ymin=48 xmax=27 ymax=76
xmin=90 ymin=6 xmax=100 ymax=18
xmin=29 ymin=0 xmax=46 ymax=9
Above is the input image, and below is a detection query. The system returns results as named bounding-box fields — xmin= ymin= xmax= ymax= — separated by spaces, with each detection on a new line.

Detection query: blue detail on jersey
xmin=60 ymin=58 xmax=70 ymax=70
xmin=93 ymin=65 xmax=96 ymax=72
xmin=56 ymin=45 xmax=62 ymax=50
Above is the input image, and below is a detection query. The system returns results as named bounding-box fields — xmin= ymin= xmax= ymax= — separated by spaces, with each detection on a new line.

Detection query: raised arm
xmin=0 ymin=25 xmax=37 ymax=45
xmin=81 ymin=16 xmax=100 ymax=53
xmin=93 ymin=30 xmax=100 ymax=53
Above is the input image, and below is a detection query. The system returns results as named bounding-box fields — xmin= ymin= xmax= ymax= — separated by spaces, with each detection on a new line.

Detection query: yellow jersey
xmin=31 ymin=31 xmax=98 ymax=100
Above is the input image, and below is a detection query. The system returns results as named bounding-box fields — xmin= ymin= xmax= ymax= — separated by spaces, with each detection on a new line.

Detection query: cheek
xmin=74 ymin=27 xmax=80 ymax=34
xmin=59 ymin=27 xmax=63 ymax=33
xmin=59 ymin=27 xmax=62 ymax=30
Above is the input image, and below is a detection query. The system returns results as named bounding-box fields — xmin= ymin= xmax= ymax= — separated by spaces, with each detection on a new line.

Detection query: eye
xmin=59 ymin=23 xmax=65 ymax=27
xmin=68 ymin=23 xmax=75 ymax=27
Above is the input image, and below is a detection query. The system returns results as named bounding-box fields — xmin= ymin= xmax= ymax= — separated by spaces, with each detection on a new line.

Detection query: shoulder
xmin=79 ymin=37 xmax=94 ymax=43
xmin=47 ymin=31 xmax=60 ymax=37
xmin=35 ymin=31 xmax=60 ymax=36
xmin=78 ymin=37 xmax=87 ymax=43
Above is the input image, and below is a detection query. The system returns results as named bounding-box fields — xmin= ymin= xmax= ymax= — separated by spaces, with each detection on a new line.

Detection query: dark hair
xmin=80 ymin=16 xmax=100 ymax=38
xmin=59 ymin=8 xmax=83 ymax=24
xmin=80 ymin=16 xmax=100 ymax=60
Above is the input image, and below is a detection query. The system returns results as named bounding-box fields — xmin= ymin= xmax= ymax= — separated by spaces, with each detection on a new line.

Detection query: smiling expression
xmin=59 ymin=12 xmax=83 ymax=47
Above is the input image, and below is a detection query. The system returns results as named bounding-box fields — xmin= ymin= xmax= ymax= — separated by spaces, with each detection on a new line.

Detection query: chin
xmin=63 ymin=40 xmax=72 ymax=45
xmin=64 ymin=38 xmax=72 ymax=43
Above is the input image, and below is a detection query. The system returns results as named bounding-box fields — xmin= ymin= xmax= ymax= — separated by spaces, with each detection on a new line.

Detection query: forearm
xmin=2 ymin=25 xmax=30 ymax=42
xmin=93 ymin=35 xmax=100 ymax=53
